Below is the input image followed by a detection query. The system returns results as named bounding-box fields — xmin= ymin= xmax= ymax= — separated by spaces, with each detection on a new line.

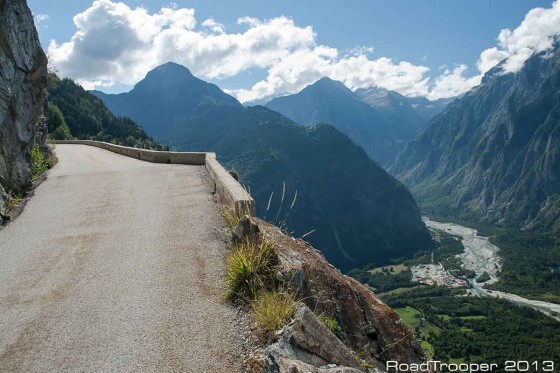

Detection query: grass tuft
xmin=221 ymin=205 xmax=243 ymax=230
xmin=252 ymin=291 xmax=297 ymax=337
xmin=30 ymin=144 xmax=48 ymax=182
xmin=318 ymin=315 xmax=344 ymax=340
xmin=225 ymin=238 xmax=275 ymax=301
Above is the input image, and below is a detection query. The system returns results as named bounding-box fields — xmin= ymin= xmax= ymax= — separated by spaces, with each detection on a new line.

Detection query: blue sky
xmin=28 ymin=0 xmax=559 ymax=101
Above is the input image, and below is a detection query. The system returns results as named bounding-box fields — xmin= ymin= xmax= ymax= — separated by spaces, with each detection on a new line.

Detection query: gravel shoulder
xmin=0 ymin=144 xmax=247 ymax=372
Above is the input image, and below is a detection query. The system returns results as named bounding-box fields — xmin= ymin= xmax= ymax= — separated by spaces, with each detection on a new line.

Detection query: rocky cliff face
xmin=0 ymin=0 xmax=48 ymax=218
xmin=234 ymin=217 xmax=425 ymax=372
xmin=391 ymin=47 xmax=560 ymax=231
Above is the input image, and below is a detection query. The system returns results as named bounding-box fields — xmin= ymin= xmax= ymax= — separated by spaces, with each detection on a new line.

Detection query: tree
xmin=46 ymin=102 xmax=72 ymax=140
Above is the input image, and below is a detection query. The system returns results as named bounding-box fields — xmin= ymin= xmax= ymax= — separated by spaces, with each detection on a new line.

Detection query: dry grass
xmin=220 ymin=205 xmax=243 ymax=230
xmin=252 ymin=291 xmax=297 ymax=337
xmin=225 ymin=238 xmax=275 ymax=302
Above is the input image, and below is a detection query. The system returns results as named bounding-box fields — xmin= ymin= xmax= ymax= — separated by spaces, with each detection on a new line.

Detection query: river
xmin=422 ymin=217 xmax=560 ymax=322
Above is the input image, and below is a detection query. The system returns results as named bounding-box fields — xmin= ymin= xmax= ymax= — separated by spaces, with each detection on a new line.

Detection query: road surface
xmin=0 ymin=144 xmax=245 ymax=372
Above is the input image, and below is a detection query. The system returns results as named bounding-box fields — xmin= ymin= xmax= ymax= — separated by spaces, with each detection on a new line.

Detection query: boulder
xmin=266 ymin=304 xmax=362 ymax=372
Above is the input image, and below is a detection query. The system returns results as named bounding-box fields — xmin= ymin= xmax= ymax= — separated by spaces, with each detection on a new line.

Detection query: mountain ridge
xmin=93 ymin=63 xmax=434 ymax=270
xmin=265 ymin=77 xmax=450 ymax=165
xmin=265 ymin=77 xmax=407 ymax=165
xmin=390 ymin=47 xmax=560 ymax=232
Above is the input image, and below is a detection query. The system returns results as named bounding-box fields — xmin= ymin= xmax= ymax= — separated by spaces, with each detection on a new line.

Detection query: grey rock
xmin=0 ymin=0 xmax=48 ymax=200
xmin=283 ymin=305 xmax=362 ymax=369
xmin=238 ymin=217 xmax=426 ymax=370
xmin=277 ymin=358 xmax=363 ymax=373
xmin=266 ymin=304 xmax=363 ymax=372
xmin=232 ymin=214 xmax=260 ymax=244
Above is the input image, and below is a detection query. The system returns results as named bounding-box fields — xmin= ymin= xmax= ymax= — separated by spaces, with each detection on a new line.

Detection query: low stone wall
xmin=54 ymin=140 xmax=255 ymax=215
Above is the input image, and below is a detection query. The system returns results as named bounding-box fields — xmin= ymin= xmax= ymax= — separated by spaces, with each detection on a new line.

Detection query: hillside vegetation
xmin=384 ymin=287 xmax=560 ymax=370
xmin=47 ymin=73 xmax=165 ymax=150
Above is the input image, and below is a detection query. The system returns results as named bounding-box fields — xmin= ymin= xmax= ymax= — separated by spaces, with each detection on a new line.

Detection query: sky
xmin=28 ymin=0 xmax=560 ymax=102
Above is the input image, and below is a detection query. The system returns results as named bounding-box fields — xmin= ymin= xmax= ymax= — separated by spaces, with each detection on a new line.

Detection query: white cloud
xmin=48 ymin=0 xmax=560 ymax=103
xmin=343 ymin=46 xmax=374 ymax=58
xmin=48 ymin=0 xmax=319 ymax=89
xmin=34 ymin=13 xmax=49 ymax=28
xmin=428 ymin=65 xmax=482 ymax=100
xmin=202 ymin=18 xmax=225 ymax=34
xmin=497 ymin=2 xmax=560 ymax=55
xmin=35 ymin=13 xmax=49 ymax=23
xmin=477 ymin=0 xmax=560 ymax=74
xmin=47 ymin=0 xmax=437 ymax=100
xmin=477 ymin=47 xmax=510 ymax=74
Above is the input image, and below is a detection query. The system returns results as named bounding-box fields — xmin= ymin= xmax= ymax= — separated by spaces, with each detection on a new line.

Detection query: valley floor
xmin=422 ymin=218 xmax=560 ymax=321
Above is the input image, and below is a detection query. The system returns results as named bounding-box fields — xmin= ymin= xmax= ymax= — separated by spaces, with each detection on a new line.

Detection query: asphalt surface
xmin=0 ymin=144 xmax=245 ymax=372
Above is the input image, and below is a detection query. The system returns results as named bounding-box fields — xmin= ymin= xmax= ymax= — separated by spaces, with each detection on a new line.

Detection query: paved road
xmin=0 ymin=144 xmax=245 ymax=372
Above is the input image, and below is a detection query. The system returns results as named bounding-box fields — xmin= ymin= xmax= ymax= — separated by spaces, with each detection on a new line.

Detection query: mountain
xmin=354 ymin=87 xmax=426 ymax=135
xmin=406 ymin=96 xmax=454 ymax=123
xmin=92 ymin=62 xmax=241 ymax=139
xmin=391 ymin=47 xmax=560 ymax=232
xmin=47 ymin=74 xmax=164 ymax=150
xmin=93 ymin=63 xmax=433 ymax=271
xmin=354 ymin=87 xmax=452 ymax=130
xmin=265 ymin=78 xmax=417 ymax=165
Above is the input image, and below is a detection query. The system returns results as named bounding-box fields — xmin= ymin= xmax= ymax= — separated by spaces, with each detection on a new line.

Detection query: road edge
xmin=54 ymin=140 xmax=255 ymax=215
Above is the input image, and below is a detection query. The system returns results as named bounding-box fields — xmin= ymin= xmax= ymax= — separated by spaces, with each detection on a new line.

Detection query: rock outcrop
xmin=234 ymin=217 xmax=425 ymax=372
xmin=0 ymin=0 xmax=48 ymax=219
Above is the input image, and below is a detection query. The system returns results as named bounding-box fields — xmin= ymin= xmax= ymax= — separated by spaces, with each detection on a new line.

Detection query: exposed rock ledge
xmin=0 ymin=0 xmax=48 ymax=219
xmin=234 ymin=217 xmax=425 ymax=372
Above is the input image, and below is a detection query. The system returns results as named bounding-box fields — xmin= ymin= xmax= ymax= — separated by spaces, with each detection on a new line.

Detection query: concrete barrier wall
xmin=55 ymin=140 xmax=255 ymax=215
xmin=204 ymin=153 xmax=255 ymax=215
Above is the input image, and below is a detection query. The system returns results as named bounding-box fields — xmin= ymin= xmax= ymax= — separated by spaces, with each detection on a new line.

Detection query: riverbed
xmin=422 ymin=217 xmax=560 ymax=321
xmin=423 ymin=217 xmax=500 ymax=285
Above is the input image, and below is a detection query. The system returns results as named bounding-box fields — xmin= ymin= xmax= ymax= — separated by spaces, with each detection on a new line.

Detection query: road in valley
xmin=0 ymin=144 xmax=245 ymax=372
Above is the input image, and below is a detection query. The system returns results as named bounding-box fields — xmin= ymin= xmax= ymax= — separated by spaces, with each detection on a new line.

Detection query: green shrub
xmin=252 ymin=291 xmax=297 ymax=337
xmin=476 ymin=271 xmax=491 ymax=283
xmin=225 ymin=238 xmax=275 ymax=301
xmin=318 ymin=315 xmax=344 ymax=340
xmin=30 ymin=144 xmax=48 ymax=182
xmin=2 ymin=193 xmax=22 ymax=218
